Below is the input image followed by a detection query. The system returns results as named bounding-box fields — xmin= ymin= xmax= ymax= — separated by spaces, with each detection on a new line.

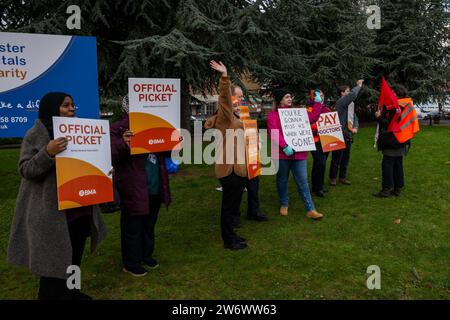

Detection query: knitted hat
xmin=273 ymin=88 xmax=292 ymax=106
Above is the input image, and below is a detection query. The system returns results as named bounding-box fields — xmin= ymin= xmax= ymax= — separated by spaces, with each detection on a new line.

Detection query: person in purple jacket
xmin=267 ymin=89 xmax=324 ymax=220
xmin=110 ymin=95 xmax=171 ymax=277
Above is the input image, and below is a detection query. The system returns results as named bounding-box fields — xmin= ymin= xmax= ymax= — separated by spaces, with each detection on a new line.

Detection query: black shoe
xmin=123 ymin=265 xmax=148 ymax=277
xmin=247 ymin=214 xmax=268 ymax=221
xmin=373 ymin=189 xmax=392 ymax=198
xmin=224 ymin=241 xmax=247 ymax=250
xmin=72 ymin=290 xmax=93 ymax=300
xmin=143 ymin=258 xmax=159 ymax=269
xmin=234 ymin=236 xmax=246 ymax=243
xmin=391 ymin=188 xmax=402 ymax=196
xmin=315 ymin=190 xmax=325 ymax=197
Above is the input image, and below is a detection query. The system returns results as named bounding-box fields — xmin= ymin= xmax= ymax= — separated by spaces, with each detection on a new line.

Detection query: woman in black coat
xmin=373 ymin=85 xmax=411 ymax=198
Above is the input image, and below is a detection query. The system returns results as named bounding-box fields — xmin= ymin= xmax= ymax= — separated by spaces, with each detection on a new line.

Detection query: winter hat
xmin=273 ymin=88 xmax=292 ymax=106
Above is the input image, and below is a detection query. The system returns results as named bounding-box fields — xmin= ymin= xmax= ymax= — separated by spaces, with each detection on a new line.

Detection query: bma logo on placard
xmin=149 ymin=139 xmax=164 ymax=145
xmin=79 ymin=189 xmax=97 ymax=197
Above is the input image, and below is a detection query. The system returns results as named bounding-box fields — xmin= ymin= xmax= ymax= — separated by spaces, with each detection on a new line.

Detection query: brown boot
xmin=339 ymin=178 xmax=351 ymax=185
xmin=329 ymin=178 xmax=337 ymax=186
xmin=307 ymin=210 xmax=323 ymax=220
xmin=280 ymin=206 xmax=288 ymax=216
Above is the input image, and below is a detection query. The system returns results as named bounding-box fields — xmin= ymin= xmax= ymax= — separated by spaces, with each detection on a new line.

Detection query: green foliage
xmin=370 ymin=0 xmax=450 ymax=103
xmin=1 ymin=0 xmax=448 ymax=117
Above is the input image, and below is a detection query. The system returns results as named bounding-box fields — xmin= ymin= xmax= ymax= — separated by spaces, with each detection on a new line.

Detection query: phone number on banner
xmin=0 ymin=117 xmax=28 ymax=123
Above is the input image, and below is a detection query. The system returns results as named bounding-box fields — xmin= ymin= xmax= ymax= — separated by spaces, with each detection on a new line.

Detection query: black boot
xmin=373 ymin=189 xmax=392 ymax=198
xmin=72 ymin=289 xmax=93 ymax=300
xmin=314 ymin=190 xmax=325 ymax=198
xmin=391 ymin=188 xmax=402 ymax=196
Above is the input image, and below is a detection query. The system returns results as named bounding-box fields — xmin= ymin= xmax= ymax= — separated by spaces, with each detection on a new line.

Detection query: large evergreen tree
xmin=1 ymin=0 xmax=276 ymax=128
xmin=258 ymin=0 xmax=377 ymax=103
xmin=1 ymin=0 xmax=448 ymax=124
xmin=371 ymin=0 xmax=449 ymax=104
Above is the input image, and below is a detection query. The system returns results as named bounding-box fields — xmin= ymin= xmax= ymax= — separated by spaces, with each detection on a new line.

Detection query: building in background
xmin=189 ymin=74 xmax=273 ymax=120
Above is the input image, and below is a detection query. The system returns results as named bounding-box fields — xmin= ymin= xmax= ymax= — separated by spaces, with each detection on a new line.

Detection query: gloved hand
xmin=283 ymin=145 xmax=294 ymax=156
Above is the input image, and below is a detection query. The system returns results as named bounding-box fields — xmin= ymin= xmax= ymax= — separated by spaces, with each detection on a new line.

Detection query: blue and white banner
xmin=0 ymin=32 xmax=99 ymax=137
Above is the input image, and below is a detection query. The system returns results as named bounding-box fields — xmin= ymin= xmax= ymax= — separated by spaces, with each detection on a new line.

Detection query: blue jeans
xmin=277 ymin=159 xmax=315 ymax=212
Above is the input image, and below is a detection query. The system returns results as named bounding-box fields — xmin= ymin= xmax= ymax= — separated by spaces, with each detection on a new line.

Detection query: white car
xmin=415 ymin=101 xmax=443 ymax=120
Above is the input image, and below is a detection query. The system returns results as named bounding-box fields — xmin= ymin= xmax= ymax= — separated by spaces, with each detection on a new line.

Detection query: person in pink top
xmin=308 ymin=89 xmax=332 ymax=198
xmin=267 ymin=88 xmax=324 ymax=220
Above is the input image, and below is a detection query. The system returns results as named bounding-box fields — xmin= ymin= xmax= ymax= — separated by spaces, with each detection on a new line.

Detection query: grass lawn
xmin=0 ymin=125 xmax=449 ymax=300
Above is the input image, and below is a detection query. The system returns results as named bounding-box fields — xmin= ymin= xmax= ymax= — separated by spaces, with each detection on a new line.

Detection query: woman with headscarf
xmin=267 ymin=89 xmax=324 ymax=220
xmin=7 ymin=92 xmax=107 ymax=300
xmin=110 ymin=95 xmax=171 ymax=277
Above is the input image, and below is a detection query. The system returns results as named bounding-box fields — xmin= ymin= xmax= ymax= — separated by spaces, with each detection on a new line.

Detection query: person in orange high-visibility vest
xmin=373 ymin=84 xmax=419 ymax=197
xmin=388 ymin=97 xmax=420 ymax=143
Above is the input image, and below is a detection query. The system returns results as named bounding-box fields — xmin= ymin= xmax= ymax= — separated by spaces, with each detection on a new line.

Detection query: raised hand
xmin=210 ymin=60 xmax=227 ymax=77
xmin=357 ymin=79 xmax=364 ymax=87
xmin=375 ymin=110 xmax=381 ymax=118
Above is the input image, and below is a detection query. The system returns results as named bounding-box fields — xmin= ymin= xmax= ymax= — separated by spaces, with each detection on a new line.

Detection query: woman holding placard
xmin=267 ymin=89 xmax=323 ymax=220
xmin=110 ymin=95 xmax=171 ymax=277
xmin=7 ymin=92 xmax=107 ymax=300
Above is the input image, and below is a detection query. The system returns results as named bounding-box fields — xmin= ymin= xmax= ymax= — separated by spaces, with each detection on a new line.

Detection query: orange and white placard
xmin=243 ymin=120 xmax=261 ymax=179
xmin=238 ymin=105 xmax=250 ymax=120
xmin=53 ymin=117 xmax=114 ymax=210
xmin=128 ymin=78 xmax=181 ymax=154
xmin=316 ymin=111 xmax=346 ymax=152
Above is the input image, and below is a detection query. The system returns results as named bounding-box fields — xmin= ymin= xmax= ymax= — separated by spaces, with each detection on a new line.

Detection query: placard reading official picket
xmin=53 ymin=117 xmax=113 ymax=211
xmin=0 ymin=32 xmax=100 ymax=137
xmin=317 ymin=111 xmax=346 ymax=152
xmin=128 ymin=78 xmax=181 ymax=154
xmin=278 ymin=108 xmax=316 ymax=152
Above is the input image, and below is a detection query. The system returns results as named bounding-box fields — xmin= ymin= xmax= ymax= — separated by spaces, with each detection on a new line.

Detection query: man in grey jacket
xmin=329 ymin=79 xmax=364 ymax=186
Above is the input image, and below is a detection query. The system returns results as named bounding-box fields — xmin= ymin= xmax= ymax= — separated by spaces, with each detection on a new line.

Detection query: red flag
xmin=378 ymin=76 xmax=398 ymax=110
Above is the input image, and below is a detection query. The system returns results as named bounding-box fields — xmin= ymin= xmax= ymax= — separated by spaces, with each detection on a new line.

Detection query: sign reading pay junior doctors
xmin=53 ymin=117 xmax=113 ymax=210
xmin=128 ymin=78 xmax=181 ymax=155
xmin=278 ymin=108 xmax=316 ymax=152
xmin=317 ymin=111 xmax=346 ymax=152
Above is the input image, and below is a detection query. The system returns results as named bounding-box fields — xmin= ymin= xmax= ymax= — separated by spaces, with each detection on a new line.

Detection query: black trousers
xmin=38 ymin=215 xmax=91 ymax=300
xmin=219 ymin=172 xmax=246 ymax=245
xmin=120 ymin=195 xmax=161 ymax=269
xmin=311 ymin=142 xmax=329 ymax=192
xmin=246 ymin=176 xmax=261 ymax=217
xmin=330 ymin=138 xmax=352 ymax=180
xmin=382 ymin=155 xmax=404 ymax=190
